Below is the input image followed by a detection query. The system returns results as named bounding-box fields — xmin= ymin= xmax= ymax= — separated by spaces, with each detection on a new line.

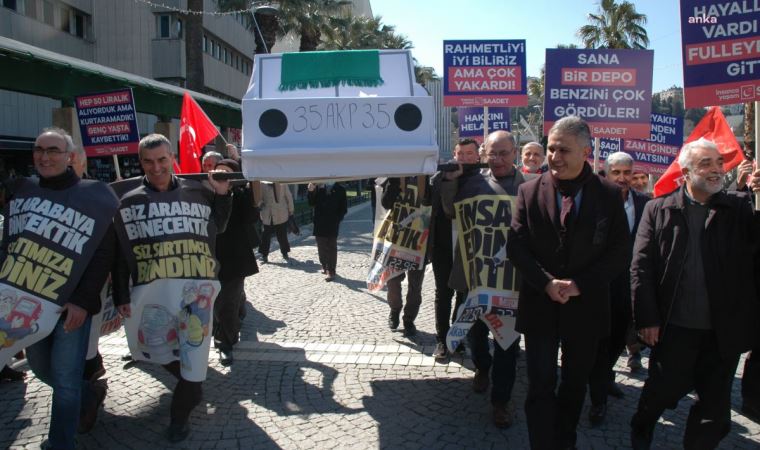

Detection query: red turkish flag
xmin=653 ymin=107 xmax=743 ymax=197
xmin=179 ymin=92 xmax=219 ymax=174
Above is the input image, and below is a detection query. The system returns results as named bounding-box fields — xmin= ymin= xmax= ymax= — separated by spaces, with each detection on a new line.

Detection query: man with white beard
xmin=630 ymin=138 xmax=760 ymax=449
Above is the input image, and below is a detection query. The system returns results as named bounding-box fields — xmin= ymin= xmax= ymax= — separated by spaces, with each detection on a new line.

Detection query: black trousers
xmin=743 ymin=347 xmax=760 ymax=405
xmin=163 ymin=361 xmax=202 ymax=425
xmin=387 ymin=270 xmax=425 ymax=324
xmin=315 ymin=236 xmax=338 ymax=273
xmin=260 ymin=222 xmax=290 ymax=257
xmin=524 ymin=331 xmax=599 ymax=449
xmin=469 ymin=320 xmax=520 ymax=404
xmin=631 ymin=325 xmax=739 ymax=450
xmin=213 ymin=277 xmax=245 ymax=352
xmin=588 ymin=294 xmax=630 ymax=405
xmin=432 ymin=239 xmax=455 ymax=343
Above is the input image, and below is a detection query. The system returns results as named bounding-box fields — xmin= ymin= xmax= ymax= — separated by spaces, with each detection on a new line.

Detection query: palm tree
xmin=320 ymin=15 xmax=437 ymax=85
xmin=577 ymin=0 xmax=649 ymax=49
xmin=216 ymin=0 xmax=349 ymax=53
xmin=184 ymin=0 xmax=205 ymax=91
xmin=279 ymin=0 xmax=351 ymax=51
xmin=319 ymin=15 xmax=410 ymax=50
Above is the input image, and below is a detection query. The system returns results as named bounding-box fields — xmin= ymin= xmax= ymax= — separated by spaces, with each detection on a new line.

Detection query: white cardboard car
xmin=241 ymin=49 xmax=439 ymax=182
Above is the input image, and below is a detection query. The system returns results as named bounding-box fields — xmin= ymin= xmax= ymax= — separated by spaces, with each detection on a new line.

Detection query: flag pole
xmin=593 ymin=137 xmax=600 ymax=173
xmin=112 ymin=154 xmax=122 ymax=180
xmin=755 ymin=100 xmax=759 ymax=210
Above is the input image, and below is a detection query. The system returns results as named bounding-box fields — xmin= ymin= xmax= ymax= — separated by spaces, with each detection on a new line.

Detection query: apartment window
xmin=214 ymin=42 xmax=220 ymax=59
xmin=25 ymin=0 xmax=36 ymax=19
xmin=72 ymin=10 xmax=89 ymax=39
xmin=59 ymin=5 xmax=70 ymax=32
xmin=203 ymin=35 xmax=208 ymax=53
xmin=3 ymin=0 xmax=20 ymax=12
xmin=224 ymin=48 xmax=229 ymax=65
xmin=175 ymin=17 xmax=182 ymax=38
xmin=158 ymin=14 xmax=170 ymax=38
xmin=42 ymin=0 xmax=53 ymax=26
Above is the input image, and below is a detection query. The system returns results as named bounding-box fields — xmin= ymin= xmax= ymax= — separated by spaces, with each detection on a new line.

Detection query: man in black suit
xmin=507 ymin=116 xmax=630 ymax=449
xmin=587 ymin=152 xmax=650 ymax=426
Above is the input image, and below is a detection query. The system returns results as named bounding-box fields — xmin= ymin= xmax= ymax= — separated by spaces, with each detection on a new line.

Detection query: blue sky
xmin=371 ymin=0 xmax=683 ymax=92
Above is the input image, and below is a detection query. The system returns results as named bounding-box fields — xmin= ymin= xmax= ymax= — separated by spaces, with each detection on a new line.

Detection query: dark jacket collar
xmin=39 ymin=167 xmax=80 ymax=190
xmin=142 ymin=174 xmax=179 ymax=192
xmin=663 ymin=185 xmax=731 ymax=210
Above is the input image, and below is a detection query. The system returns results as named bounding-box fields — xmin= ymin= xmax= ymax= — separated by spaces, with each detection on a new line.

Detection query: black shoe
xmin=402 ymin=322 xmax=417 ymax=337
xmin=120 ymin=352 xmax=133 ymax=361
xmin=0 ymin=366 xmax=25 ymax=382
xmin=627 ymin=352 xmax=643 ymax=372
xmin=167 ymin=422 xmax=190 ymax=443
xmin=282 ymin=252 xmax=289 ymax=260
xmin=78 ymin=379 xmax=108 ymax=434
xmin=589 ymin=403 xmax=607 ymax=426
xmin=742 ymin=400 xmax=760 ymax=423
xmin=630 ymin=423 xmax=654 ymax=450
xmin=219 ymin=349 xmax=233 ymax=367
xmin=433 ymin=343 xmax=448 ymax=359
xmin=472 ymin=369 xmax=490 ymax=393
xmin=607 ymin=382 xmax=625 ymax=399
xmin=388 ymin=310 xmax=400 ymax=330
xmin=260 ymin=255 xmax=268 ymax=264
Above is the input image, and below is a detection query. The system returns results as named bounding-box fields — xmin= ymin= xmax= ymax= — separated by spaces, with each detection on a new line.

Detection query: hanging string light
xmin=132 ymin=0 xmax=258 ymax=16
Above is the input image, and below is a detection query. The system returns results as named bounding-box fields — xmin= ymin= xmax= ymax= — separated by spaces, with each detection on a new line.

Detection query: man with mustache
xmin=630 ymin=139 xmax=760 ymax=449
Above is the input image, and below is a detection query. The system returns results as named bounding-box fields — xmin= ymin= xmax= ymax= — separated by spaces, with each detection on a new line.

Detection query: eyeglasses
xmin=486 ymin=151 xmax=513 ymax=160
xmin=33 ymin=146 xmax=68 ymax=156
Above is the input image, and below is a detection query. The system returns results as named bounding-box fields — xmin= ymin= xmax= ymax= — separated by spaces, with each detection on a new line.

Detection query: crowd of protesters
xmin=2 ymin=118 xmax=760 ymax=450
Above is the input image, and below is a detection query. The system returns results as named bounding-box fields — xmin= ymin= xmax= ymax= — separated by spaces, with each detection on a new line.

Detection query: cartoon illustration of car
xmin=137 ymin=304 xmax=179 ymax=360
xmin=0 ymin=295 xmax=42 ymax=348
xmin=241 ymin=49 xmax=438 ymax=182
xmin=179 ymin=282 xmax=215 ymax=348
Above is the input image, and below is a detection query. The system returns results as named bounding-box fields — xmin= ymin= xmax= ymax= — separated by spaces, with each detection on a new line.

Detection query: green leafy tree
xmin=577 ymin=0 xmax=649 ymax=49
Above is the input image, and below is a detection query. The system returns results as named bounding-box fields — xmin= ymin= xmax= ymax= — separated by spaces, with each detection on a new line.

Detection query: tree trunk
xmin=299 ymin=29 xmax=320 ymax=52
xmin=744 ymin=102 xmax=755 ymax=160
xmin=254 ymin=13 xmax=278 ymax=54
xmin=184 ymin=0 xmax=205 ymax=92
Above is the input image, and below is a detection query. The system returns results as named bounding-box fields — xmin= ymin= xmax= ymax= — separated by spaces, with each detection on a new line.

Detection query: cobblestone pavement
xmin=2 ymin=202 xmax=759 ymax=449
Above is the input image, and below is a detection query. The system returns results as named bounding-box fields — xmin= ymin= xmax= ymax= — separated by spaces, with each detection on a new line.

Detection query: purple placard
xmin=590 ymin=113 xmax=683 ymax=175
xmin=443 ymin=40 xmax=528 ymax=107
xmin=544 ymin=48 xmax=654 ymax=139
xmin=458 ymin=107 xmax=511 ymax=142
xmin=680 ymin=0 xmax=760 ymax=108
xmin=75 ymin=89 xmax=140 ymax=157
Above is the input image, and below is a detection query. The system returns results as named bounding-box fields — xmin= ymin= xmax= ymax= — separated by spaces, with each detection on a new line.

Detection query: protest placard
xmin=544 ymin=48 xmax=654 ymax=139
xmin=443 ymin=40 xmax=528 ymax=107
xmin=367 ymin=183 xmax=430 ymax=292
xmin=680 ymin=0 xmax=760 ymax=107
xmin=458 ymin=107 xmax=511 ymax=143
xmin=587 ymin=113 xmax=683 ymax=175
xmin=75 ymin=89 xmax=140 ymax=157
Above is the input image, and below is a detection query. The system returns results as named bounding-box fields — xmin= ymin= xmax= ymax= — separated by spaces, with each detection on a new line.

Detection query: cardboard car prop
xmin=241 ymin=50 xmax=439 ymax=182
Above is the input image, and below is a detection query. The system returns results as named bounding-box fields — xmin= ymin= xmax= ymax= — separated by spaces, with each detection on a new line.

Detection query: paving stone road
xmin=2 ymin=201 xmax=759 ymax=449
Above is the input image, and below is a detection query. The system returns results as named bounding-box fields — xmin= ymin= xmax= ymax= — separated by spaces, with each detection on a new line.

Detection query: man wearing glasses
xmin=440 ymin=130 xmax=526 ymax=428
xmin=0 ymin=128 xmax=119 ymax=449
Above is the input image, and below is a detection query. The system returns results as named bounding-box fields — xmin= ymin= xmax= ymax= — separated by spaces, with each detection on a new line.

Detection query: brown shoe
xmin=492 ymin=401 xmax=514 ymax=428
xmin=78 ymin=379 xmax=108 ymax=434
xmin=472 ymin=369 xmax=489 ymax=393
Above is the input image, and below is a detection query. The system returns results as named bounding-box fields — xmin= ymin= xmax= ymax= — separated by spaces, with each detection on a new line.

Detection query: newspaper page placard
xmin=0 ymin=179 xmax=119 ymax=367
xmin=112 ymin=179 xmax=221 ymax=381
xmin=447 ymin=192 xmax=520 ymax=351
xmin=367 ymin=184 xmax=431 ymax=292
